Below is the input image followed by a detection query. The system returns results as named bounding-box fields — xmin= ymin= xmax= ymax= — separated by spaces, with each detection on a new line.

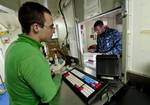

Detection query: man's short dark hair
xmin=18 ymin=2 xmax=51 ymax=33
xmin=94 ymin=20 xmax=104 ymax=28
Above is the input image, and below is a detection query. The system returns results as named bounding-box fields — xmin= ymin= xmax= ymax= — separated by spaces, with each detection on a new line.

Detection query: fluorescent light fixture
xmin=0 ymin=5 xmax=15 ymax=14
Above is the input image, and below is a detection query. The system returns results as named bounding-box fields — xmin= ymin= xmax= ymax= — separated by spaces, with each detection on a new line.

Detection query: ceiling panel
xmin=0 ymin=0 xmax=59 ymax=16
xmin=48 ymin=0 xmax=59 ymax=16
xmin=0 ymin=0 xmax=20 ymax=11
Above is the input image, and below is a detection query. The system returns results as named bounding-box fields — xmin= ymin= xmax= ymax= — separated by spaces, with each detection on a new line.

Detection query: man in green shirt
xmin=5 ymin=2 xmax=62 ymax=105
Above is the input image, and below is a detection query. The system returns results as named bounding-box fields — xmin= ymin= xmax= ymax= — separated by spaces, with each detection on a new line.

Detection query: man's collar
xmin=18 ymin=33 xmax=43 ymax=48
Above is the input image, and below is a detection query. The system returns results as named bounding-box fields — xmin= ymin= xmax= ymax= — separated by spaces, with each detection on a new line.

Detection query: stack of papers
xmin=83 ymin=53 xmax=101 ymax=69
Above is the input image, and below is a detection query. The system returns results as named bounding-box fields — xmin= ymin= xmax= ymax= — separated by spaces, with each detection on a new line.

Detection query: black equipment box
xmin=96 ymin=55 xmax=121 ymax=80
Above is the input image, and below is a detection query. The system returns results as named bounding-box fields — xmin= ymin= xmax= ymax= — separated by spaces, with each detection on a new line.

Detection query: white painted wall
xmin=54 ymin=1 xmax=78 ymax=58
xmin=0 ymin=13 xmax=21 ymax=83
xmin=127 ymin=0 xmax=150 ymax=77
xmin=84 ymin=20 xmax=96 ymax=51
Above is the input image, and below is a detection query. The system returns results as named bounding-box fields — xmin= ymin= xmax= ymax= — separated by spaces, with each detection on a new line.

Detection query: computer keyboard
xmin=63 ymin=67 xmax=109 ymax=104
xmin=64 ymin=71 xmax=95 ymax=97
xmin=71 ymin=69 xmax=101 ymax=89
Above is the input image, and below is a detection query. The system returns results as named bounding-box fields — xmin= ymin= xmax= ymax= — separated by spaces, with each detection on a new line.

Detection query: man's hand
xmin=50 ymin=60 xmax=66 ymax=74
xmin=88 ymin=49 xmax=95 ymax=53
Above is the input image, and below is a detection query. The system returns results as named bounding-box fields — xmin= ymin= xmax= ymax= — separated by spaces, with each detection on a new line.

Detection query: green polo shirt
xmin=5 ymin=33 xmax=62 ymax=105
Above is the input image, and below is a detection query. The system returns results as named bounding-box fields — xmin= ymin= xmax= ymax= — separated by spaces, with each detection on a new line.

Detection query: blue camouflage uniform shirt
xmin=96 ymin=27 xmax=122 ymax=56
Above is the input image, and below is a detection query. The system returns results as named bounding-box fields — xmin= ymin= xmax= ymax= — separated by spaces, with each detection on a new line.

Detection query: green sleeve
xmin=19 ymin=55 xmax=62 ymax=103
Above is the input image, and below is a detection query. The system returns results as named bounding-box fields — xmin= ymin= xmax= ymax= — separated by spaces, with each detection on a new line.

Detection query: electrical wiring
xmin=58 ymin=0 xmax=69 ymax=47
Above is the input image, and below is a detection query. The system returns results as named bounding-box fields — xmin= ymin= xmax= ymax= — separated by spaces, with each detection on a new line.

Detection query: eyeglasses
xmin=44 ymin=24 xmax=55 ymax=30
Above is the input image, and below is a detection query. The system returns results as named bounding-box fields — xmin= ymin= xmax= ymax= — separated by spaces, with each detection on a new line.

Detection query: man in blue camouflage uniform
xmin=94 ymin=20 xmax=122 ymax=56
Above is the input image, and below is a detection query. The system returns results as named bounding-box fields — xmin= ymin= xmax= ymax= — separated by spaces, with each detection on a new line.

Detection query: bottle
xmin=49 ymin=57 xmax=54 ymax=64
xmin=54 ymin=54 xmax=59 ymax=65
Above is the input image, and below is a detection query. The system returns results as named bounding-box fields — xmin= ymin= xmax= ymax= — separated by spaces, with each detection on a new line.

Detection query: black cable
xmin=106 ymin=92 xmax=110 ymax=103
xmin=108 ymin=85 xmax=115 ymax=95
xmin=119 ymin=78 xmax=125 ymax=86
xmin=58 ymin=0 xmax=69 ymax=46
